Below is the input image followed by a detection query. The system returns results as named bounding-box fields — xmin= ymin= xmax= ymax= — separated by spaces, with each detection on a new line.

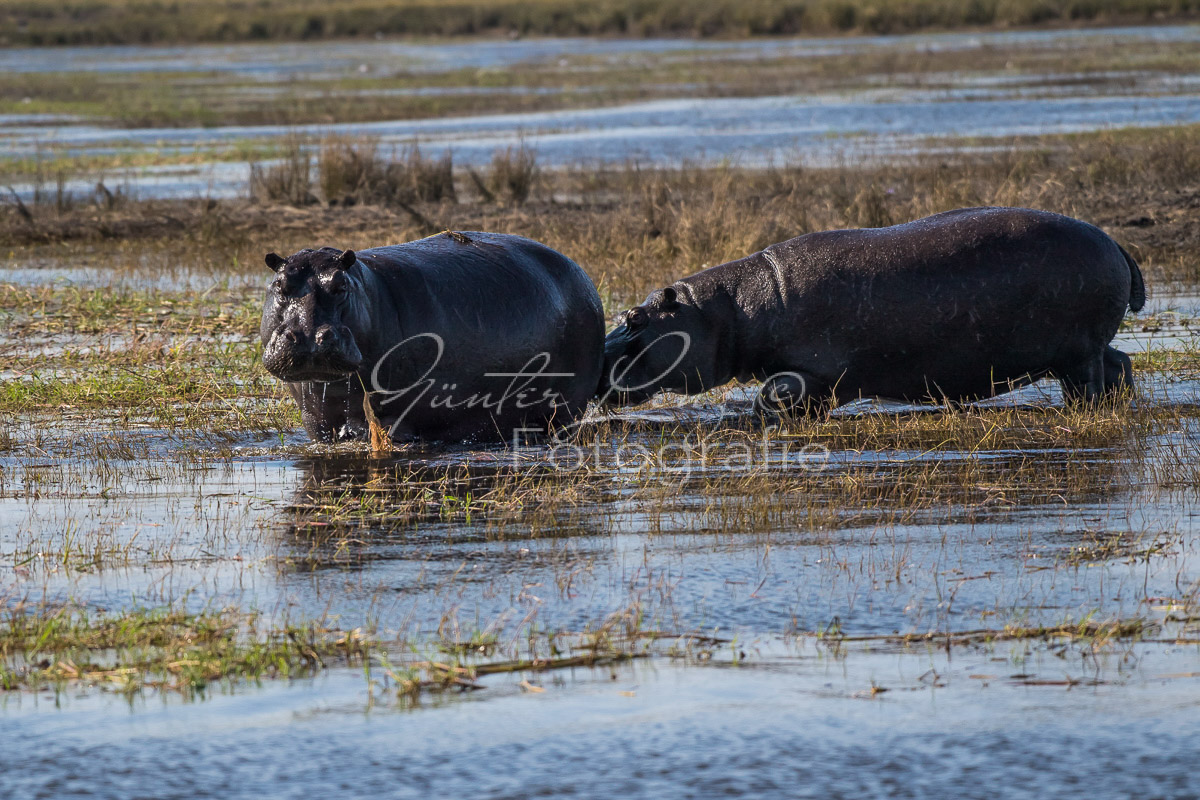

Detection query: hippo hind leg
xmin=1102 ymin=345 xmax=1135 ymax=396
xmin=1056 ymin=352 xmax=1105 ymax=405
xmin=1057 ymin=346 xmax=1134 ymax=405
xmin=755 ymin=372 xmax=833 ymax=417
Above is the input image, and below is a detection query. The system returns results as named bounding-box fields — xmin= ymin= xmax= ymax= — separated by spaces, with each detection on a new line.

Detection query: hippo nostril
xmin=283 ymin=328 xmax=303 ymax=346
xmin=314 ymin=327 xmax=335 ymax=347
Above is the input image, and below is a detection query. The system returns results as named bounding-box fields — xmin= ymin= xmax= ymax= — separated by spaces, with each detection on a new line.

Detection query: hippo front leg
xmin=755 ymin=371 xmax=833 ymax=417
xmin=291 ymin=378 xmax=368 ymax=442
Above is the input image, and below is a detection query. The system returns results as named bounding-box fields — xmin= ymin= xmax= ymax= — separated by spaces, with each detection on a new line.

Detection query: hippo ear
xmin=660 ymin=287 xmax=679 ymax=310
xmin=338 ymin=249 xmax=357 ymax=269
xmin=265 ymin=252 xmax=286 ymax=272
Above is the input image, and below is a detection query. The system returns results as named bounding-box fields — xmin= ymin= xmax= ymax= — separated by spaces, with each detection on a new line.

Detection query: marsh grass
xmin=249 ymin=136 xmax=458 ymax=208
xmin=0 ymin=283 xmax=260 ymax=337
xmin=0 ymin=282 xmax=297 ymax=432
xmin=0 ymin=599 xmax=688 ymax=704
xmin=0 ymin=603 xmax=371 ymax=697
xmin=487 ymin=144 xmax=539 ymax=205
xmin=249 ymin=137 xmax=315 ymax=206
xmin=318 ymin=138 xmax=457 ymax=206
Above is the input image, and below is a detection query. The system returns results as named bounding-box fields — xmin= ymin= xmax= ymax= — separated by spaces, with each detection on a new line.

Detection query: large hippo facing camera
xmin=261 ymin=231 xmax=604 ymax=443
xmin=601 ymin=207 xmax=1145 ymax=413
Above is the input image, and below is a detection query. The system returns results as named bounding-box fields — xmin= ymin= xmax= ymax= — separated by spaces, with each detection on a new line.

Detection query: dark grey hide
xmin=261 ymin=231 xmax=604 ymax=443
xmin=600 ymin=207 xmax=1145 ymax=412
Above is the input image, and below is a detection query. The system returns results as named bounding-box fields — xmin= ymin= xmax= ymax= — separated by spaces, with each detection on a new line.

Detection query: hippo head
xmin=260 ymin=247 xmax=370 ymax=382
xmin=599 ymin=286 xmax=720 ymax=407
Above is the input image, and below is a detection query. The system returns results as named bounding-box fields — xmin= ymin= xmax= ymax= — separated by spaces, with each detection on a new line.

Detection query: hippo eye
xmin=625 ymin=308 xmax=647 ymax=329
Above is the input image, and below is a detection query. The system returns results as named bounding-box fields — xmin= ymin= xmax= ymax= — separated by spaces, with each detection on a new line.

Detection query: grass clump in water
xmin=0 ymin=603 xmax=372 ymax=698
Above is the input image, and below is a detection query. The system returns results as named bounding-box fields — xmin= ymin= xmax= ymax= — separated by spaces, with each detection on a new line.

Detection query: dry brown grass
xmin=249 ymin=136 xmax=458 ymax=208
xmin=5 ymin=0 xmax=1199 ymax=46
xmin=487 ymin=144 xmax=540 ymax=206
xmin=5 ymin=125 xmax=1199 ymax=299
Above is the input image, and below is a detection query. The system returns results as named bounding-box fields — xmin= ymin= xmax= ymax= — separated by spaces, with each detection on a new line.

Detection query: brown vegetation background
xmin=2 ymin=0 xmax=1199 ymax=46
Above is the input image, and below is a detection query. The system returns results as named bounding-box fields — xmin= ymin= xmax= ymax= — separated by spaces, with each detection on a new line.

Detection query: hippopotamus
xmin=600 ymin=207 xmax=1145 ymax=413
xmin=261 ymin=231 xmax=604 ymax=443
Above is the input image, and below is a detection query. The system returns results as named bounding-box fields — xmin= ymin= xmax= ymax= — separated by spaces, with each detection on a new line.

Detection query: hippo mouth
xmin=262 ymin=350 xmax=363 ymax=382
xmin=597 ymin=356 xmax=654 ymax=408
xmin=263 ymin=326 xmax=364 ymax=382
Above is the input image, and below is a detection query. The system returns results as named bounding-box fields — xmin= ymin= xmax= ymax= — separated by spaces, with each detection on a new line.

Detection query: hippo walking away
xmin=261 ymin=231 xmax=604 ymax=443
xmin=600 ymin=207 xmax=1145 ymax=412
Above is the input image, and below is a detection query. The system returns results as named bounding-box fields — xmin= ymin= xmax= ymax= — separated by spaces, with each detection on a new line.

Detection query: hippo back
xmin=358 ymin=231 xmax=604 ymax=441
xmin=683 ymin=207 xmax=1136 ymax=401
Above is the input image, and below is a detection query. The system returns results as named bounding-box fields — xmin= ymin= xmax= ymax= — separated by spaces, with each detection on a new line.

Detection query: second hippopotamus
xmin=261 ymin=231 xmax=604 ymax=444
xmin=600 ymin=207 xmax=1144 ymax=412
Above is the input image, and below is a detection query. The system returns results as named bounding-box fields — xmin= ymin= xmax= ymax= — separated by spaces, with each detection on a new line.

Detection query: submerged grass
xmin=0 ymin=599 xmax=684 ymax=704
xmin=274 ymin=401 xmax=1153 ymax=557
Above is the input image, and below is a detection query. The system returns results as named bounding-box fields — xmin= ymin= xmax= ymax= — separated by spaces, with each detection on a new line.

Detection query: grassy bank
xmin=2 ymin=0 xmax=1199 ymax=46
xmin=5 ymin=125 xmax=1199 ymax=297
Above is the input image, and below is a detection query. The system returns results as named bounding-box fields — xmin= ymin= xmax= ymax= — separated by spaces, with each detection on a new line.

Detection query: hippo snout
xmin=597 ymin=349 xmax=649 ymax=407
xmin=264 ymin=323 xmax=363 ymax=381
xmin=314 ymin=324 xmax=354 ymax=354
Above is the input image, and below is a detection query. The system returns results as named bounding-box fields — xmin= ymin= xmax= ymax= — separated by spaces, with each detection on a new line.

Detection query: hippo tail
xmin=1118 ymin=244 xmax=1146 ymax=313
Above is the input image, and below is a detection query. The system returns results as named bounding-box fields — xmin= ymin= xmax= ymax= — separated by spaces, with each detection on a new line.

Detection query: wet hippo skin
xmin=261 ymin=231 xmax=605 ymax=443
xmin=601 ymin=207 xmax=1145 ymax=412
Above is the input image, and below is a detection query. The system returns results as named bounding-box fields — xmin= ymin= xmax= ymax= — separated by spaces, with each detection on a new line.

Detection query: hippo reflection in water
xmin=600 ymin=207 xmax=1145 ymax=413
xmin=260 ymin=231 xmax=605 ymax=444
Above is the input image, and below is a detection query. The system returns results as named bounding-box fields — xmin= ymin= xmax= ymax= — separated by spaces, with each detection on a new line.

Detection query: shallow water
xmin=10 ymin=90 xmax=1200 ymax=201
xmin=3 ymin=369 xmax=1200 ymax=796
xmin=6 ymin=651 xmax=1200 ymax=800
